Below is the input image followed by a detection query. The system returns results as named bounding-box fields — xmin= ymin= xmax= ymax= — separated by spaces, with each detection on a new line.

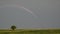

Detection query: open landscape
xmin=0 ymin=29 xmax=60 ymax=34
xmin=0 ymin=0 xmax=60 ymax=34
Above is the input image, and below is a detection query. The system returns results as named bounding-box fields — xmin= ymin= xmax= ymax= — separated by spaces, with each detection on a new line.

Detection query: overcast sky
xmin=0 ymin=0 xmax=60 ymax=29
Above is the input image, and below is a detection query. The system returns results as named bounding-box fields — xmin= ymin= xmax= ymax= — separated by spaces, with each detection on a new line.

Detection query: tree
xmin=11 ymin=25 xmax=16 ymax=30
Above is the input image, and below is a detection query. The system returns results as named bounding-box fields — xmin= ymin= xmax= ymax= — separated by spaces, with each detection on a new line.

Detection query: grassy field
xmin=0 ymin=29 xmax=60 ymax=34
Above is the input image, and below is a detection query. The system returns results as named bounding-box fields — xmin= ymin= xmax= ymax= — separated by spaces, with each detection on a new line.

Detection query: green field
xmin=0 ymin=29 xmax=60 ymax=34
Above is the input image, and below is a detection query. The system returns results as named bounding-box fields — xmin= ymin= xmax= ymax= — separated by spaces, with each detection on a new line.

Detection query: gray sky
xmin=0 ymin=0 xmax=60 ymax=29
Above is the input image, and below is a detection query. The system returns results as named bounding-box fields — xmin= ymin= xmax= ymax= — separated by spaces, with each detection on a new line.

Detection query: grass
xmin=0 ymin=29 xmax=60 ymax=34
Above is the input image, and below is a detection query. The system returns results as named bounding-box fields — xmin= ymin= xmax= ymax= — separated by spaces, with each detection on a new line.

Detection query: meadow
xmin=0 ymin=29 xmax=60 ymax=34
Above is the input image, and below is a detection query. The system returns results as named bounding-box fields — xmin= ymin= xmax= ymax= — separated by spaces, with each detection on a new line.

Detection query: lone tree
xmin=11 ymin=25 xmax=16 ymax=30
